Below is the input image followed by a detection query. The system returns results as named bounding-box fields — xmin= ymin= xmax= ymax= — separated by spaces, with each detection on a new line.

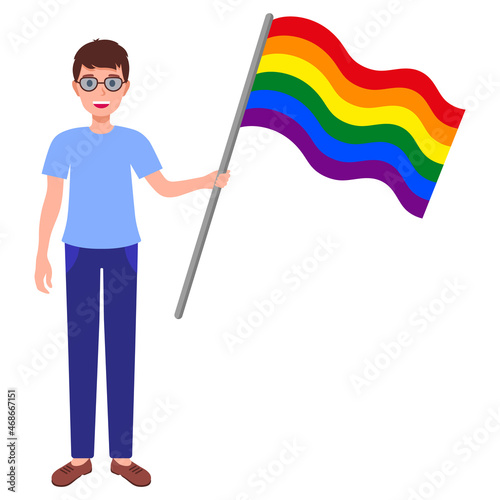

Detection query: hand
xmin=35 ymin=253 xmax=52 ymax=294
xmin=204 ymin=170 xmax=231 ymax=189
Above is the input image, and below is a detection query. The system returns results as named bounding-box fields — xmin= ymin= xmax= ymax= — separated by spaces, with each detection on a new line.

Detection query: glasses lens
xmin=105 ymin=78 xmax=123 ymax=91
xmin=80 ymin=78 xmax=98 ymax=91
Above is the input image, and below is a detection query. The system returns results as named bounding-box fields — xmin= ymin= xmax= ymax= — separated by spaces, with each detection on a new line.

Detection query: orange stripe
xmin=262 ymin=36 xmax=457 ymax=146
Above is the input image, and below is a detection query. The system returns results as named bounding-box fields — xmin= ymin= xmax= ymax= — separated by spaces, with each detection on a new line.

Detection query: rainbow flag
xmin=241 ymin=16 xmax=465 ymax=217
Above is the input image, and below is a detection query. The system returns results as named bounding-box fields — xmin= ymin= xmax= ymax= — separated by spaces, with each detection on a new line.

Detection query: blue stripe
xmin=246 ymin=90 xmax=435 ymax=200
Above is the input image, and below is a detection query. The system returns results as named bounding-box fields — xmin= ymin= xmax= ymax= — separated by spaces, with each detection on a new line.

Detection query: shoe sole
xmin=52 ymin=468 xmax=92 ymax=487
xmin=111 ymin=468 xmax=151 ymax=487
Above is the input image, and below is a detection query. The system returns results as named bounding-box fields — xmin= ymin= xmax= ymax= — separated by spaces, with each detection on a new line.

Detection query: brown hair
xmin=73 ymin=39 xmax=129 ymax=81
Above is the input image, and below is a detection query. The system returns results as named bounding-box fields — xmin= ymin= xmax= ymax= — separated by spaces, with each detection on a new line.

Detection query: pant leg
xmin=65 ymin=244 xmax=101 ymax=459
xmin=102 ymin=244 xmax=138 ymax=458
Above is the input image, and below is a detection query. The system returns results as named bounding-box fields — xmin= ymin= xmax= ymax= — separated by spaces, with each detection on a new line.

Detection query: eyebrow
xmin=80 ymin=73 xmax=121 ymax=78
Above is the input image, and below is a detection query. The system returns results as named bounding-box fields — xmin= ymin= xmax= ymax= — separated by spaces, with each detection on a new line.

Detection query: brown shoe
xmin=52 ymin=459 xmax=92 ymax=487
xmin=111 ymin=459 xmax=151 ymax=486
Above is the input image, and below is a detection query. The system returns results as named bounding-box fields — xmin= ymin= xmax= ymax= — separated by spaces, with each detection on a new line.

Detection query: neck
xmin=90 ymin=115 xmax=113 ymax=134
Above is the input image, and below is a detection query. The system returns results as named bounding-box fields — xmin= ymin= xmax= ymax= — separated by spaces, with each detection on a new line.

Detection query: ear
xmin=122 ymin=80 xmax=130 ymax=97
xmin=72 ymin=80 xmax=80 ymax=97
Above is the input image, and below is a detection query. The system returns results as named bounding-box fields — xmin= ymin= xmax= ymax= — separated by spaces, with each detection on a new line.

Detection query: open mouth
xmin=93 ymin=101 xmax=110 ymax=109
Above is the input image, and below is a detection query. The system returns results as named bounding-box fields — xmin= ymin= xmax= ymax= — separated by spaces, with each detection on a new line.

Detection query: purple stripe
xmin=241 ymin=108 xmax=429 ymax=218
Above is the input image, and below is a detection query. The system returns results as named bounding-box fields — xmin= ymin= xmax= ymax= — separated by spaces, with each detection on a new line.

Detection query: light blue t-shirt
xmin=42 ymin=126 xmax=162 ymax=249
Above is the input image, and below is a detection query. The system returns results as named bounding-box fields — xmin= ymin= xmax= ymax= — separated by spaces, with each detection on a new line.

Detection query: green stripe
xmin=252 ymin=72 xmax=443 ymax=182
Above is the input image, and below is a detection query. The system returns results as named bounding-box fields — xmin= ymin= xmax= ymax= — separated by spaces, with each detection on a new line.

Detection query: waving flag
xmin=241 ymin=16 xmax=465 ymax=218
xmin=175 ymin=14 xmax=465 ymax=318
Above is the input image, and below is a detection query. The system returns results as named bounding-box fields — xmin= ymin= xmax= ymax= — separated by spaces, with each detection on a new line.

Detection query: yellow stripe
xmin=257 ymin=54 xmax=450 ymax=164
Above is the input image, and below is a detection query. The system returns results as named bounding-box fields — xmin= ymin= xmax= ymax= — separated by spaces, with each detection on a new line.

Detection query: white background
xmin=1 ymin=0 xmax=499 ymax=499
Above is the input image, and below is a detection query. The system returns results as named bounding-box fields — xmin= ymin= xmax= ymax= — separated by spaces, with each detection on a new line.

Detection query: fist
xmin=206 ymin=170 xmax=231 ymax=189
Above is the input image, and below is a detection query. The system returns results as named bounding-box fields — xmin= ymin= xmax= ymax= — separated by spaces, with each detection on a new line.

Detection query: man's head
xmin=72 ymin=39 xmax=130 ymax=117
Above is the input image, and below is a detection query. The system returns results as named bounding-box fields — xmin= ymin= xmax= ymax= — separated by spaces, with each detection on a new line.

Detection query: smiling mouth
xmin=93 ymin=101 xmax=110 ymax=109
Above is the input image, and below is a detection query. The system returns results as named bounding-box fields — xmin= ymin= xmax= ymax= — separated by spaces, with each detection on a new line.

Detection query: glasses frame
xmin=75 ymin=77 xmax=126 ymax=92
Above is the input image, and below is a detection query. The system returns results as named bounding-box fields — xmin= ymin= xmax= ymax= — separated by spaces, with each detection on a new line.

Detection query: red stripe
xmin=268 ymin=17 xmax=465 ymax=128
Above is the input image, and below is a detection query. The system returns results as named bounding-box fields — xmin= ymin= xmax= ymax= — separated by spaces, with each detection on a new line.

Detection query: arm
xmin=35 ymin=175 xmax=64 ymax=293
xmin=144 ymin=169 xmax=230 ymax=197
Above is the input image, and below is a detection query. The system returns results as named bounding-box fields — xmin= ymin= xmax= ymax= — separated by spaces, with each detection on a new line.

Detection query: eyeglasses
xmin=76 ymin=77 xmax=125 ymax=92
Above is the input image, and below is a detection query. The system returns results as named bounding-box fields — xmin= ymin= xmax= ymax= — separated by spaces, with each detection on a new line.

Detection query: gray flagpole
xmin=175 ymin=13 xmax=274 ymax=319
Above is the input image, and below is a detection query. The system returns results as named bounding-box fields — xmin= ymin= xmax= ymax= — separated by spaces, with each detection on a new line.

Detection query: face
xmin=72 ymin=65 xmax=130 ymax=117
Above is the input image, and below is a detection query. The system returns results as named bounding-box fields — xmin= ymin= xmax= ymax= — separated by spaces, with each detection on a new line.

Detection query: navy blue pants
xmin=65 ymin=243 xmax=138 ymax=459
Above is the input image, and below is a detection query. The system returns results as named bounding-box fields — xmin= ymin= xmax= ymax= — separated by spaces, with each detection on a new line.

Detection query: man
xmin=35 ymin=39 xmax=230 ymax=487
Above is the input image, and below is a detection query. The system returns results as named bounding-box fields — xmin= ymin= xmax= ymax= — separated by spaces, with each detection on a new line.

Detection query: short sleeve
xmin=130 ymin=132 xmax=163 ymax=179
xmin=41 ymin=132 xmax=70 ymax=179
